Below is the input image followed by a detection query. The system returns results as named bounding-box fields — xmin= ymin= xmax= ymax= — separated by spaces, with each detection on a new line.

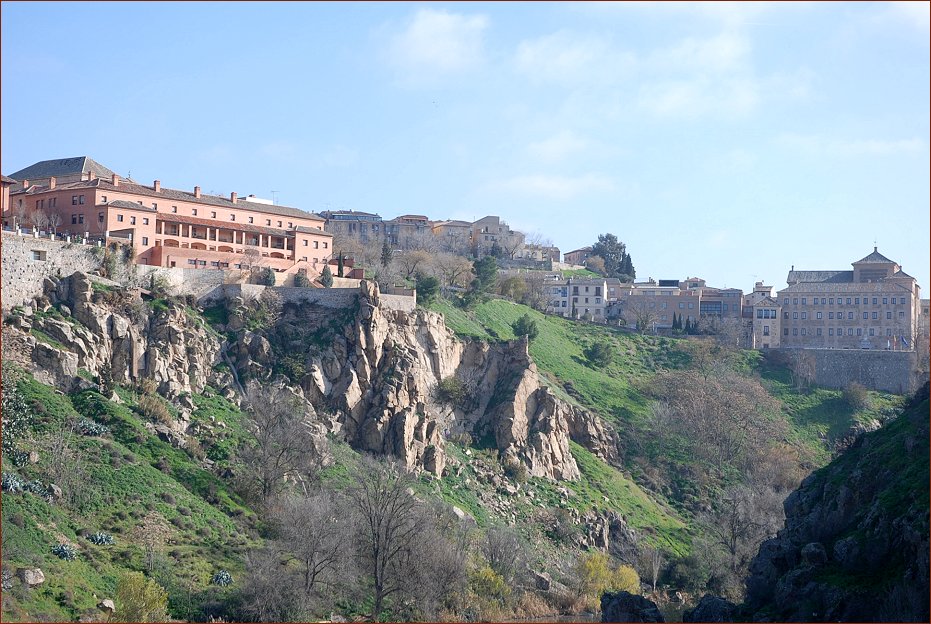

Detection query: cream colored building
xmin=777 ymin=248 xmax=921 ymax=350
xmin=545 ymin=277 xmax=608 ymax=320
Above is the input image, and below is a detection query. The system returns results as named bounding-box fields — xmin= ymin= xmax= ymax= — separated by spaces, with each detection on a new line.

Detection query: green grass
xmin=29 ymin=328 xmax=68 ymax=351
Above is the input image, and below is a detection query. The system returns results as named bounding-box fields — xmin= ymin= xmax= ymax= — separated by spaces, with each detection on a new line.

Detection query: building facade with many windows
xmin=3 ymin=157 xmax=332 ymax=275
xmin=777 ymin=248 xmax=920 ymax=350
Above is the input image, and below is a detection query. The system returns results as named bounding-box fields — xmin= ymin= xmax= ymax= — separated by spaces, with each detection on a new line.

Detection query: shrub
xmin=842 ymin=382 xmax=872 ymax=411
xmin=10 ymin=513 xmax=24 ymax=528
xmin=583 ymin=342 xmax=613 ymax=368
xmin=23 ymin=480 xmax=51 ymax=500
xmin=52 ymin=543 xmax=77 ymax=561
xmin=88 ymin=532 xmax=114 ymax=546
xmin=503 ymin=459 xmax=528 ymax=484
xmin=293 ymin=270 xmax=311 ymax=288
xmin=2 ymin=472 xmax=24 ymax=493
xmin=320 ymin=265 xmax=334 ymax=288
xmin=257 ymin=267 xmax=276 ymax=286
xmin=138 ymin=395 xmax=172 ymax=425
xmin=211 ymin=570 xmax=233 ymax=587
xmin=415 ymin=274 xmax=440 ymax=306
xmin=574 ymin=551 xmax=639 ymax=607
xmin=114 ymin=571 xmax=168 ymax=622
xmin=1 ymin=374 xmax=31 ymax=456
xmin=161 ymin=492 xmax=176 ymax=505
xmin=468 ymin=564 xmax=510 ymax=602
xmin=76 ymin=418 xmax=110 ymax=436
xmin=433 ymin=377 xmax=468 ymax=410
xmin=511 ymin=314 xmax=539 ymax=341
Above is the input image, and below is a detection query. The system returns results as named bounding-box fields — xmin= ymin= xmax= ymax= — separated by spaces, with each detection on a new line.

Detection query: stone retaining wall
xmin=779 ymin=347 xmax=920 ymax=394
xmin=1 ymin=233 xmax=101 ymax=310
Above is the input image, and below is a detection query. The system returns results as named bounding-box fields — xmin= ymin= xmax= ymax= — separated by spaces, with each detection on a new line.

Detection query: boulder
xmin=682 ymin=595 xmax=737 ymax=622
xmin=531 ymin=569 xmax=552 ymax=591
xmin=601 ymin=591 xmax=664 ymax=622
xmin=16 ymin=567 xmax=45 ymax=587
xmin=97 ymin=599 xmax=116 ymax=614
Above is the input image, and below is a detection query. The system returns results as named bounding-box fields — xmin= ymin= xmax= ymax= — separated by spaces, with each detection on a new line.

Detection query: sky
xmin=2 ymin=2 xmax=929 ymax=292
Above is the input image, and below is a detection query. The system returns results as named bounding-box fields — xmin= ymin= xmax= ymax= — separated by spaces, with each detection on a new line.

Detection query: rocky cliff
xmin=743 ymin=383 xmax=929 ymax=622
xmin=8 ymin=273 xmax=614 ymax=481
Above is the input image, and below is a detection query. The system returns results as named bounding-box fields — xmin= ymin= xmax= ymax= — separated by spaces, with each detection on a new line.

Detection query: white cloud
xmin=514 ymin=31 xmax=633 ymax=85
xmin=776 ymin=133 xmax=929 ymax=156
xmin=648 ymin=32 xmax=751 ymax=73
xmin=526 ymin=131 xmax=590 ymax=162
xmin=484 ymin=173 xmax=615 ymax=200
xmin=388 ymin=9 xmax=488 ymax=78
xmin=637 ymin=76 xmax=760 ymax=119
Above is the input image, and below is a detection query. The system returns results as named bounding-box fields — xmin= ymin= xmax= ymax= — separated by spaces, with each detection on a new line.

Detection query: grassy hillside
xmin=1 ymin=368 xmax=256 ymax=622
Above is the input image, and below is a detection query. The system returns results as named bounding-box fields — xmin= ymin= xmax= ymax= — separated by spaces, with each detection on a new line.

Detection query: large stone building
xmin=545 ymin=277 xmax=608 ymax=320
xmin=321 ymin=209 xmax=384 ymax=245
xmin=777 ymin=248 xmax=921 ymax=350
xmin=743 ymin=282 xmax=782 ymax=349
xmin=3 ymin=157 xmax=332 ymax=276
xmin=604 ymin=277 xmax=743 ymax=330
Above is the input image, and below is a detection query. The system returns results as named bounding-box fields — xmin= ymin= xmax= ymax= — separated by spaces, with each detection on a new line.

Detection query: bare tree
xmin=394 ymin=250 xmax=432 ymax=281
xmin=434 ymin=253 xmax=472 ymax=291
xmin=32 ymin=209 xmax=49 ymax=233
xmin=47 ymin=212 xmax=62 ymax=235
xmin=622 ymin=297 xmax=658 ymax=332
xmin=500 ymin=232 xmax=526 ymax=260
xmin=238 ymin=383 xmax=325 ymax=503
xmin=482 ymin=525 xmax=527 ymax=585
xmin=402 ymin=230 xmax=440 ymax=254
xmin=348 ymin=458 xmax=427 ymax=620
xmin=639 ymin=545 xmax=665 ymax=593
xmin=701 ymin=483 xmax=783 ymax=576
xmin=13 ymin=201 xmax=28 ymax=229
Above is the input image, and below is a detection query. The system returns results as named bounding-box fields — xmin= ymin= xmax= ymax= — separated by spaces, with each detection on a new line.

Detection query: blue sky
xmin=2 ymin=2 xmax=928 ymax=291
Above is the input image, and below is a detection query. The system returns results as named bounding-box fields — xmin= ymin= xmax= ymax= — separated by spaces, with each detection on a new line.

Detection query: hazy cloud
xmin=777 ymin=133 xmax=928 ymax=156
xmin=514 ymin=31 xmax=634 ymax=85
xmin=484 ymin=173 xmax=615 ymax=200
xmin=526 ymin=131 xmax=590 ymax=162
xmin=388 ymin=9 xmax=488 ymax=79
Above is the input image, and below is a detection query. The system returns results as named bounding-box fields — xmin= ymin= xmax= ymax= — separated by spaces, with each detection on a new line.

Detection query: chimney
xmin=154 ymin=180 xmax=161 ymax=193
xmin=112 ymin=174 xmax=121 ymax=187
xmin=49 ymin=176 xmax=56 ymax=189
xmin=22 ymin=180 xmax=29 ymax=189
xmin=88 ymin=171 xmax=96 ymax=181
xmin=230 ymin=192 xmax=237 ymax=203
xmin=194 ymin=186 xmax=201 ymax=198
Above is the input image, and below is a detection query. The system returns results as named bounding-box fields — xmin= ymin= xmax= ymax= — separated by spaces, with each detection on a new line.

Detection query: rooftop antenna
xmin=271 ymin=190 xmax=279 ymax=205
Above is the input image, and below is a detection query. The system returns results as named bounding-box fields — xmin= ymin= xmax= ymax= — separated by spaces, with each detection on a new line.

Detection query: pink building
xmin=4 ymin=157 xmax=332 ymax=276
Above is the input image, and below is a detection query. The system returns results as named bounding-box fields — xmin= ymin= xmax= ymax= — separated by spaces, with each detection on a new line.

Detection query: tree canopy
xmin=591 ymin=233 xmax=636 ymax=282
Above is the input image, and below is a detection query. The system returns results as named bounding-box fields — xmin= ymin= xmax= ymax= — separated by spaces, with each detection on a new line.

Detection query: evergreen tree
xmin=337 ymin=253 xmax=345 ymax=278
xmin=320 ymin=265 xmax=333 ymax=288
xmin=380 ymin=239 xmax=393 ymax=268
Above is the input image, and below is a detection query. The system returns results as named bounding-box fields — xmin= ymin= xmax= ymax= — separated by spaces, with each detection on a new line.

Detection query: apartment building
xmin=471 ymin=216 xmax=524 ymax=257
xmin=4 ymin=157 xmax=332 ymax=275
xmin=545 ymin=277 xmax=608 ymax=320
xmin=321 ymin=210 xmax=384 ymax=245
xmin=563 ymin=246 xmax=593 ymax=266
xmin=604 ymin=277 xmax=742 ymax=329
xmin=777 ymin=248 xmax=921 ymax=350
xmin=431 ymin=220 xmax=473 ymax=253
xmin=385 ymin=214 xmax=431 ymax=248
xmin=743 ymin=282 xmax=782 ymax=349
xmin=516 ymin=243 xmax=560 ymax=263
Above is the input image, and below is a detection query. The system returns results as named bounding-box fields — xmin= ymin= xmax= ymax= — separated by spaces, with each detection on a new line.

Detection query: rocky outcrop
xmin=744 ymin=384 xmax=930 ymax=622
xmin=16 ymin=568 xmax=45 ymax=588
xmin=601 ymin=591 xmax=664 ymax=622
xmin=682 ymin=595 xmax=737 ymax=622
xmin=26 ymin=272 xmax=220 ymax=399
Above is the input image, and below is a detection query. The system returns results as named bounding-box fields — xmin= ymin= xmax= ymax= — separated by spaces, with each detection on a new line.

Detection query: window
xmin=117 ymin=214 xmax=124 ymax=222
xmin=211 ymin=211 xmax=217 ymax=218
xmin=230 ymin=214 xmax=235 ymax=221
xmin=816 ymin=312 xmax=822 ymax=319
xmin=869 ymin=328 xmax=875 ymax=336
xmin=101 ymin=196 xmax=107 ymax=203
xmin=887 ymin=328 xmax=892 ymax=336
xmin=783 ymin=328 xmax=789 ymax=336
xmin=152 ymin=203 xmax=157 ymax=209
xmin=887 ymin=311 xmax=892 ymax=319
xmin=802 ymin=297 xmax=807 ymax=305
xmin=763 ymin=326 xmax=770 ymax=336
xmin=784 ymin=311 xmax=789 ymax=319
xmin=98 ymin=212 xmax=104 ymax=222
xmin=871 ymin=297 xmax=877 ymax=305
xmin=863 ymin=312 xmax=868 ymax=319
xmin=793 ymin=328 xmax=798 ymax=336
xmin=829 ymin=298 xmax=834 ymax=305
xmin=829 ymin=312 xmax=834 ymax=319
xmin=793 ymin=298 xmax=798 ymax=305
xmin=142 ymin=237 xmax=149 ymax=245
xmin=855 ymin=297 xmax=860 ymax=304
xmin=192 ymin=209 xmax=198 ymax=216
xmin=172 ymin=205 xmax=178 ymax=213
xmin=883 ymin=297 xmax=888 ymax=304
xmin=288 ymin=222 xmax=293 ymax=228
xmin=757 ymin=309 xmax=764 ymax=319
xmin=79 ymin=195 xmax=85 ymax=205
xmin=816 ymin=328 xmax=822 ymax=336
xmin=793 ymin=312 xmax=799 ymax=319
xmin=891 ymin=297 xmax=897 ymax=304
xmin=323 ymin=242 xmax=328 ymax=248
xmin=872 ymin=312 xmax=878 ymax=319
xmin=846 ymin=298 xmax=851 ymax=305
xmin=72 ymin=196 xmax=78 ymax=205
xmin=248 ymin=217 xmax=254 ymax=223
xmin=848 ymin=328 xmax=854 ymax=336
xmin=848 ymin=312 xmax=854 ymax=320
xmin=801 ymin=312 xmax=807 ymax=319
xmin=277 ymin=221 xmax=282 ymax=227
xmin=678 ymin=302 xmax=684 ymax=309
xmin=857 ymin=328 xmax=862 ymax=336
xmin=71 ymin=214 xmax=78 ymax=224
xmin=143 ymin=218 xmax=149 ymax=225
xmin=688 ymin=303 xmax=694 ymax=309
xmin=266 ymin=219 xmax=271 ymax=226
xmin=821 ymin=298 xmax=826 ymax=304
xmin=899 ymin=311 xmax=905 ymax=319
xmin=49 ymin=198 xmax=56 ymax=208
xmin=829 ymin=328 xmax=834 ymax=336
xmin=783 ymin=297 xmax=789 ymax=305
xmin=78 ymin=214 xmax=84 ymax=224
xmin=801 ymin=328 xmax=807 ymax=335
xmin=130 ymin=216 xmax=136 ymax=225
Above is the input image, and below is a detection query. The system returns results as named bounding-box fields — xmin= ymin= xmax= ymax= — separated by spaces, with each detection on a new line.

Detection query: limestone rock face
xmin=682 ymin=595 xmax=737 ymax=622
xmin=29 ymin=272 xmax=219 ymax=399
